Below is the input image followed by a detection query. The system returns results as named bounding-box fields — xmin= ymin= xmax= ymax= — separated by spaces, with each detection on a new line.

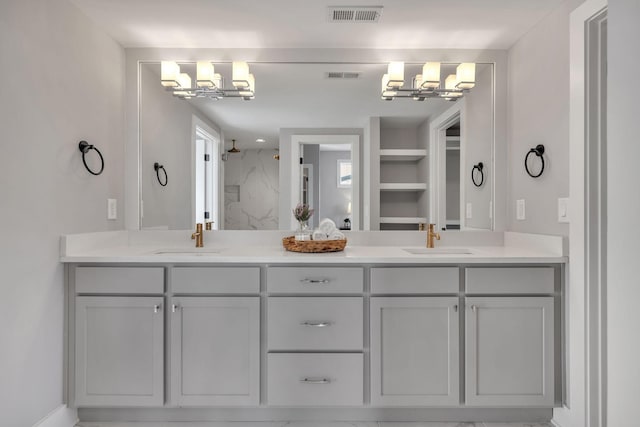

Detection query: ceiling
xmin=69 ymin=0 xmax=565 ymax=50
xmin=71 ymin=0 xmax=566 ymax=150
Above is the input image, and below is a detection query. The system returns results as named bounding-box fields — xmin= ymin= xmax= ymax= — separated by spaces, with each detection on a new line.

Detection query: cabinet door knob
xmin=171 ymin=304 xmax=179 ymax=313
xmin=453 ymin=304 xmax=458 ymax=312
xmin=153 ymin=304 xmax=161 ymax=313
xmin=300 ymin=321 xmax=333 ymax=327
xmin=300 ymin=278 xmax=331 ymax=284
xmin=471 ymin=305 xmax=477 ymax=312
xmin=300 ymin=377 xmax=331 ymax=384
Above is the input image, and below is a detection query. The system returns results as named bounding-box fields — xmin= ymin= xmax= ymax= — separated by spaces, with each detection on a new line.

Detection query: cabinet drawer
xmin=267 ymin=353 xmax=363 ymax=406
xmin=171 ymin=267 xmax=259 ymax=294
xmin=267 ymin=267 xmax=363 ymax=294
xmin=465 ymin=267 xmax=555 ymax=294
xmin=75 ymin=267 xmax=164 ymax=294
xmin=268 ymin=297 xmax=363 ymax=350
xmin=371 ymin=267 xmax=459 ymax=294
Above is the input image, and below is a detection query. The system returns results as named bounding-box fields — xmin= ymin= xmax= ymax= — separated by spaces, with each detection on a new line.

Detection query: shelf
xmin=380 ymin=149 xmax=427 ymax=162
xmin=379 ymin=183 xmax=427 ymax=191
xmin=380 ymin=217 xmax=427 ymax=224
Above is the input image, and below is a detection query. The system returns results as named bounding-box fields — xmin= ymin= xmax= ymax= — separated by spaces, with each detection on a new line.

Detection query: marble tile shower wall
xmin=224 ymin=149 xmax=280 ymax=230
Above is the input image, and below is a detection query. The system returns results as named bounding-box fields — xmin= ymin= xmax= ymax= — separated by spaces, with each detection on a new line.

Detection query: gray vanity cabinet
xmin=74 ymin=296 xmax=164 ymax=407
xmin=169 ymin=296 xmax=260 ymax=406
xmin=465 ymin=296 xmax=554 ymax=407
xmin=370 ymin=296 xmax=460 ymax=406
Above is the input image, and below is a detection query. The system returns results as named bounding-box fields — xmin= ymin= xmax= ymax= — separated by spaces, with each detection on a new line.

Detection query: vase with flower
xmin=293 ymin=203 xmax=314 ymax=241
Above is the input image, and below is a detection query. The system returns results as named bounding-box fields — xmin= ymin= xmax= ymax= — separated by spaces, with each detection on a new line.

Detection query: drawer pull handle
xmin=300 ymin=278 xmax=331 ymax=284
xmin=300 ymin=321 xmax=333 ymax=328
xmin=300 ymin=377 xmax=331 ymax=384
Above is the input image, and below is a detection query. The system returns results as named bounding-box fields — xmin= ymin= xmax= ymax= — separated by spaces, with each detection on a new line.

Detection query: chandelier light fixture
xmin=381 ymin=62 xmax=475 ymax=101
xmin=161 ymin=61 xmax=255 ymax=100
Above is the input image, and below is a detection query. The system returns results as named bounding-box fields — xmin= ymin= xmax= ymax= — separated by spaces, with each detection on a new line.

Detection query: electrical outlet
xmin=466 ymin=202 xmax=473 ymax=219
xmin=516 ymin=199 xmax=526 ymax=220
xmin=558 ymin=197 xmax=570 ymax=223
xmin=107 ymin=198 xmax=117 ymax=220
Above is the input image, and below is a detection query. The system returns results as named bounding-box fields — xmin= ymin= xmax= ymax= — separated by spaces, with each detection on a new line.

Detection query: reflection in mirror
xmin=139 ymin=62 xmax=494 ymax=231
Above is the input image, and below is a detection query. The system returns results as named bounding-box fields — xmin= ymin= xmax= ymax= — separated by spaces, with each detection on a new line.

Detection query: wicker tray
xmin=282 ymin=236 xmax=347 ymax=253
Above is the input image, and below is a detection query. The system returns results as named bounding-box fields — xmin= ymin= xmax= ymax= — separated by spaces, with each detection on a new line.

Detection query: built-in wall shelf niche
xmin=374 ymin=117 xmax=430 ymax=231
xmin=379 ymin=149 xmax=427 ymax=162
xmin=379 ymin=183 xmax=427 ymax=191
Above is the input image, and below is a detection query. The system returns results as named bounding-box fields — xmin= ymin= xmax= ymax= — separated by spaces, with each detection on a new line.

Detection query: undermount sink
xmin=402 ymin=247 xmax=473 ymax=255
xmin=153 ymin=248 xmax=226 ymax=255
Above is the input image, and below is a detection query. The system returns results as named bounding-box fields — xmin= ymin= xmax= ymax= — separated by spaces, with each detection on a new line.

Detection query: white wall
xmin=139 ymin=63 xmax=220 ymax=230
xmin=0 ymin=0 xmax=125 ymax=425
xmin=507 ymin=0 xmax=583 ymax=235
xmin=224 ymin=149 xmax=279 ymax=230
xmin=607 ymin=0 xmax=640 ymax=424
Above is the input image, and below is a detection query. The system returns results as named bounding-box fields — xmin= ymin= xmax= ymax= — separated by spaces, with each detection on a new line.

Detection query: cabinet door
xmin=465 ymin=297 xmax=554 ymax=406
xmin=75 ymin=296 xmax=164 ymax=407
xmin=370 ymin=297 xmax=459 ymax=406
xmin=170 ymin=297 xmax=260 ymax=406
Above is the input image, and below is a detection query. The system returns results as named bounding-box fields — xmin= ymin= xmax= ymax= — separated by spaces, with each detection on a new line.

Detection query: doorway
xmin=192 ymin=118 xmax=221 ymax=229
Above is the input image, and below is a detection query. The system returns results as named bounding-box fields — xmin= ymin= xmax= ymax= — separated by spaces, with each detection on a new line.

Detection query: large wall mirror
xmin=138 ymin=61 xmax=495 ymax=231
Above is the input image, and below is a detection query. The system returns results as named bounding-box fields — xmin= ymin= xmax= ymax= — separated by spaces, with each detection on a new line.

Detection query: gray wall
xmin=224 ymin=149 xmax=279 ymax=230
xmin=0 ymin=0 xmax=125 ymax=425
xmin=140 ymin=63 xmax=220 ymax=230
xmin=608 ymin=0 xmax=640 ymax=424
xmin=464 ymin=65 xmax=493 ymax=229
xmin=506 ymin=1 xmax=578 ymax=236
xmin=319 ymin=151 xmax=352 ymax=226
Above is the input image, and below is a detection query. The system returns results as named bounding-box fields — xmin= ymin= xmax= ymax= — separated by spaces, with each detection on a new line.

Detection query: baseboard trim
xmin=33 ymin=405 xmax=78 ymax=427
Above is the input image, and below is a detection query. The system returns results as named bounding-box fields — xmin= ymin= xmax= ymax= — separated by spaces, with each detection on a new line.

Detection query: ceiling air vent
xmin=328 ymin=6 xmax=383 ymax=23
xmin=325 ymin=72 xmax=361 ymax=79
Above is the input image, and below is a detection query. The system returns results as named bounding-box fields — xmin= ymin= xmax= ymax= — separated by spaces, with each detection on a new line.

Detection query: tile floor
xmin=76 ymin=422 xmax=552 ymax=427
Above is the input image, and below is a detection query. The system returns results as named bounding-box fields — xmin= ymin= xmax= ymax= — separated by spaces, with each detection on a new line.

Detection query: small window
xmin=337 ymin=159 xmax=352 ymax=188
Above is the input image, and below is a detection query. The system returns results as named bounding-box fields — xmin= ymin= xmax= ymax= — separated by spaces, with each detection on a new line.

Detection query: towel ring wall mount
xmin=525 ymin=144 xmax=545 ymax=178
xmin=471 ymin=162 xmax=485 ymax=187
xmin=78 ymin=141 xmax=104 ymax=176
xmin=154 ymin=162 xmax=168 ymax=186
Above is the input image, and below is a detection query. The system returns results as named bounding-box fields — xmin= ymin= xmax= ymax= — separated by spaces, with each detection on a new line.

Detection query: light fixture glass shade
xmin=232 ymin=61 xmax=250 ymax=88
xmin=239 ymin=73 xmax=255 ymax=97
xmin=213 ymin=73 xmax=222 ymax=89
xmin=414 ymin=74 xmax=423 ymax=89
xmin=445 ymin=74 xmax=463 ymax=97
xmin=196 ymin=61 xmax=215 ymax=87
xmin=177 ymin=72 xmax=191 ymax=89
xmin=381 ymin=74 xmax=396 ymax=98
xmin=456 ymin=62 xmax=476 ymax=89
xmin=161 ymin=61 xmax=180 ymax=87
xmin=387 ymin=62 xmax=404 ymax=88
xmin=422 ymin=62 xmax=441 ymax=88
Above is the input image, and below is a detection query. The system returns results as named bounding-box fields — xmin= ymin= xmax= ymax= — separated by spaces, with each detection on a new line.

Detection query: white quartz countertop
xmin=60 ymin=231 xmax=567 ymax=264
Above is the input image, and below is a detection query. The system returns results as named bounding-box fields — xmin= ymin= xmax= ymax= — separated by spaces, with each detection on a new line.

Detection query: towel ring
xmin=78 ymin=141 xmax=104 ymax=176
xmin=471 ymin=162 xmax=484 ymax=187
xmin=525 ymin=144 xmax=545 ymax=178
xmin=154 ymin=162 xmax=168 ymax=186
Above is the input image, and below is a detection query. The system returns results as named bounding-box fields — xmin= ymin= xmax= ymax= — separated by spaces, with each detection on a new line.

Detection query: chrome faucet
xmin=426 ymin=223 xmax=441 ymax=248
xmin=191 ymin=223 xmax=204 ymax=247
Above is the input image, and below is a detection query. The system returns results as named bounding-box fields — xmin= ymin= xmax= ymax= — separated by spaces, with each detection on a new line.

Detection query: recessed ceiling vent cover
xmin=326 ymin=72 xmax=361 ymax=79
xmin=328 ymin=6 xmax=383 ymax=23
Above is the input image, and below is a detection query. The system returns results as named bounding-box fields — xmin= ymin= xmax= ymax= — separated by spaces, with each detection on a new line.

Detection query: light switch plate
xmin=466 ymin=202 xmax=473 ymax=219
xmin=558 ymin=197 xmax=570 ymax=223
xmin=516 ymin=199 xmax=526 ymax=220
xmin=107 ymin=198 xmax=117 ymax=220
